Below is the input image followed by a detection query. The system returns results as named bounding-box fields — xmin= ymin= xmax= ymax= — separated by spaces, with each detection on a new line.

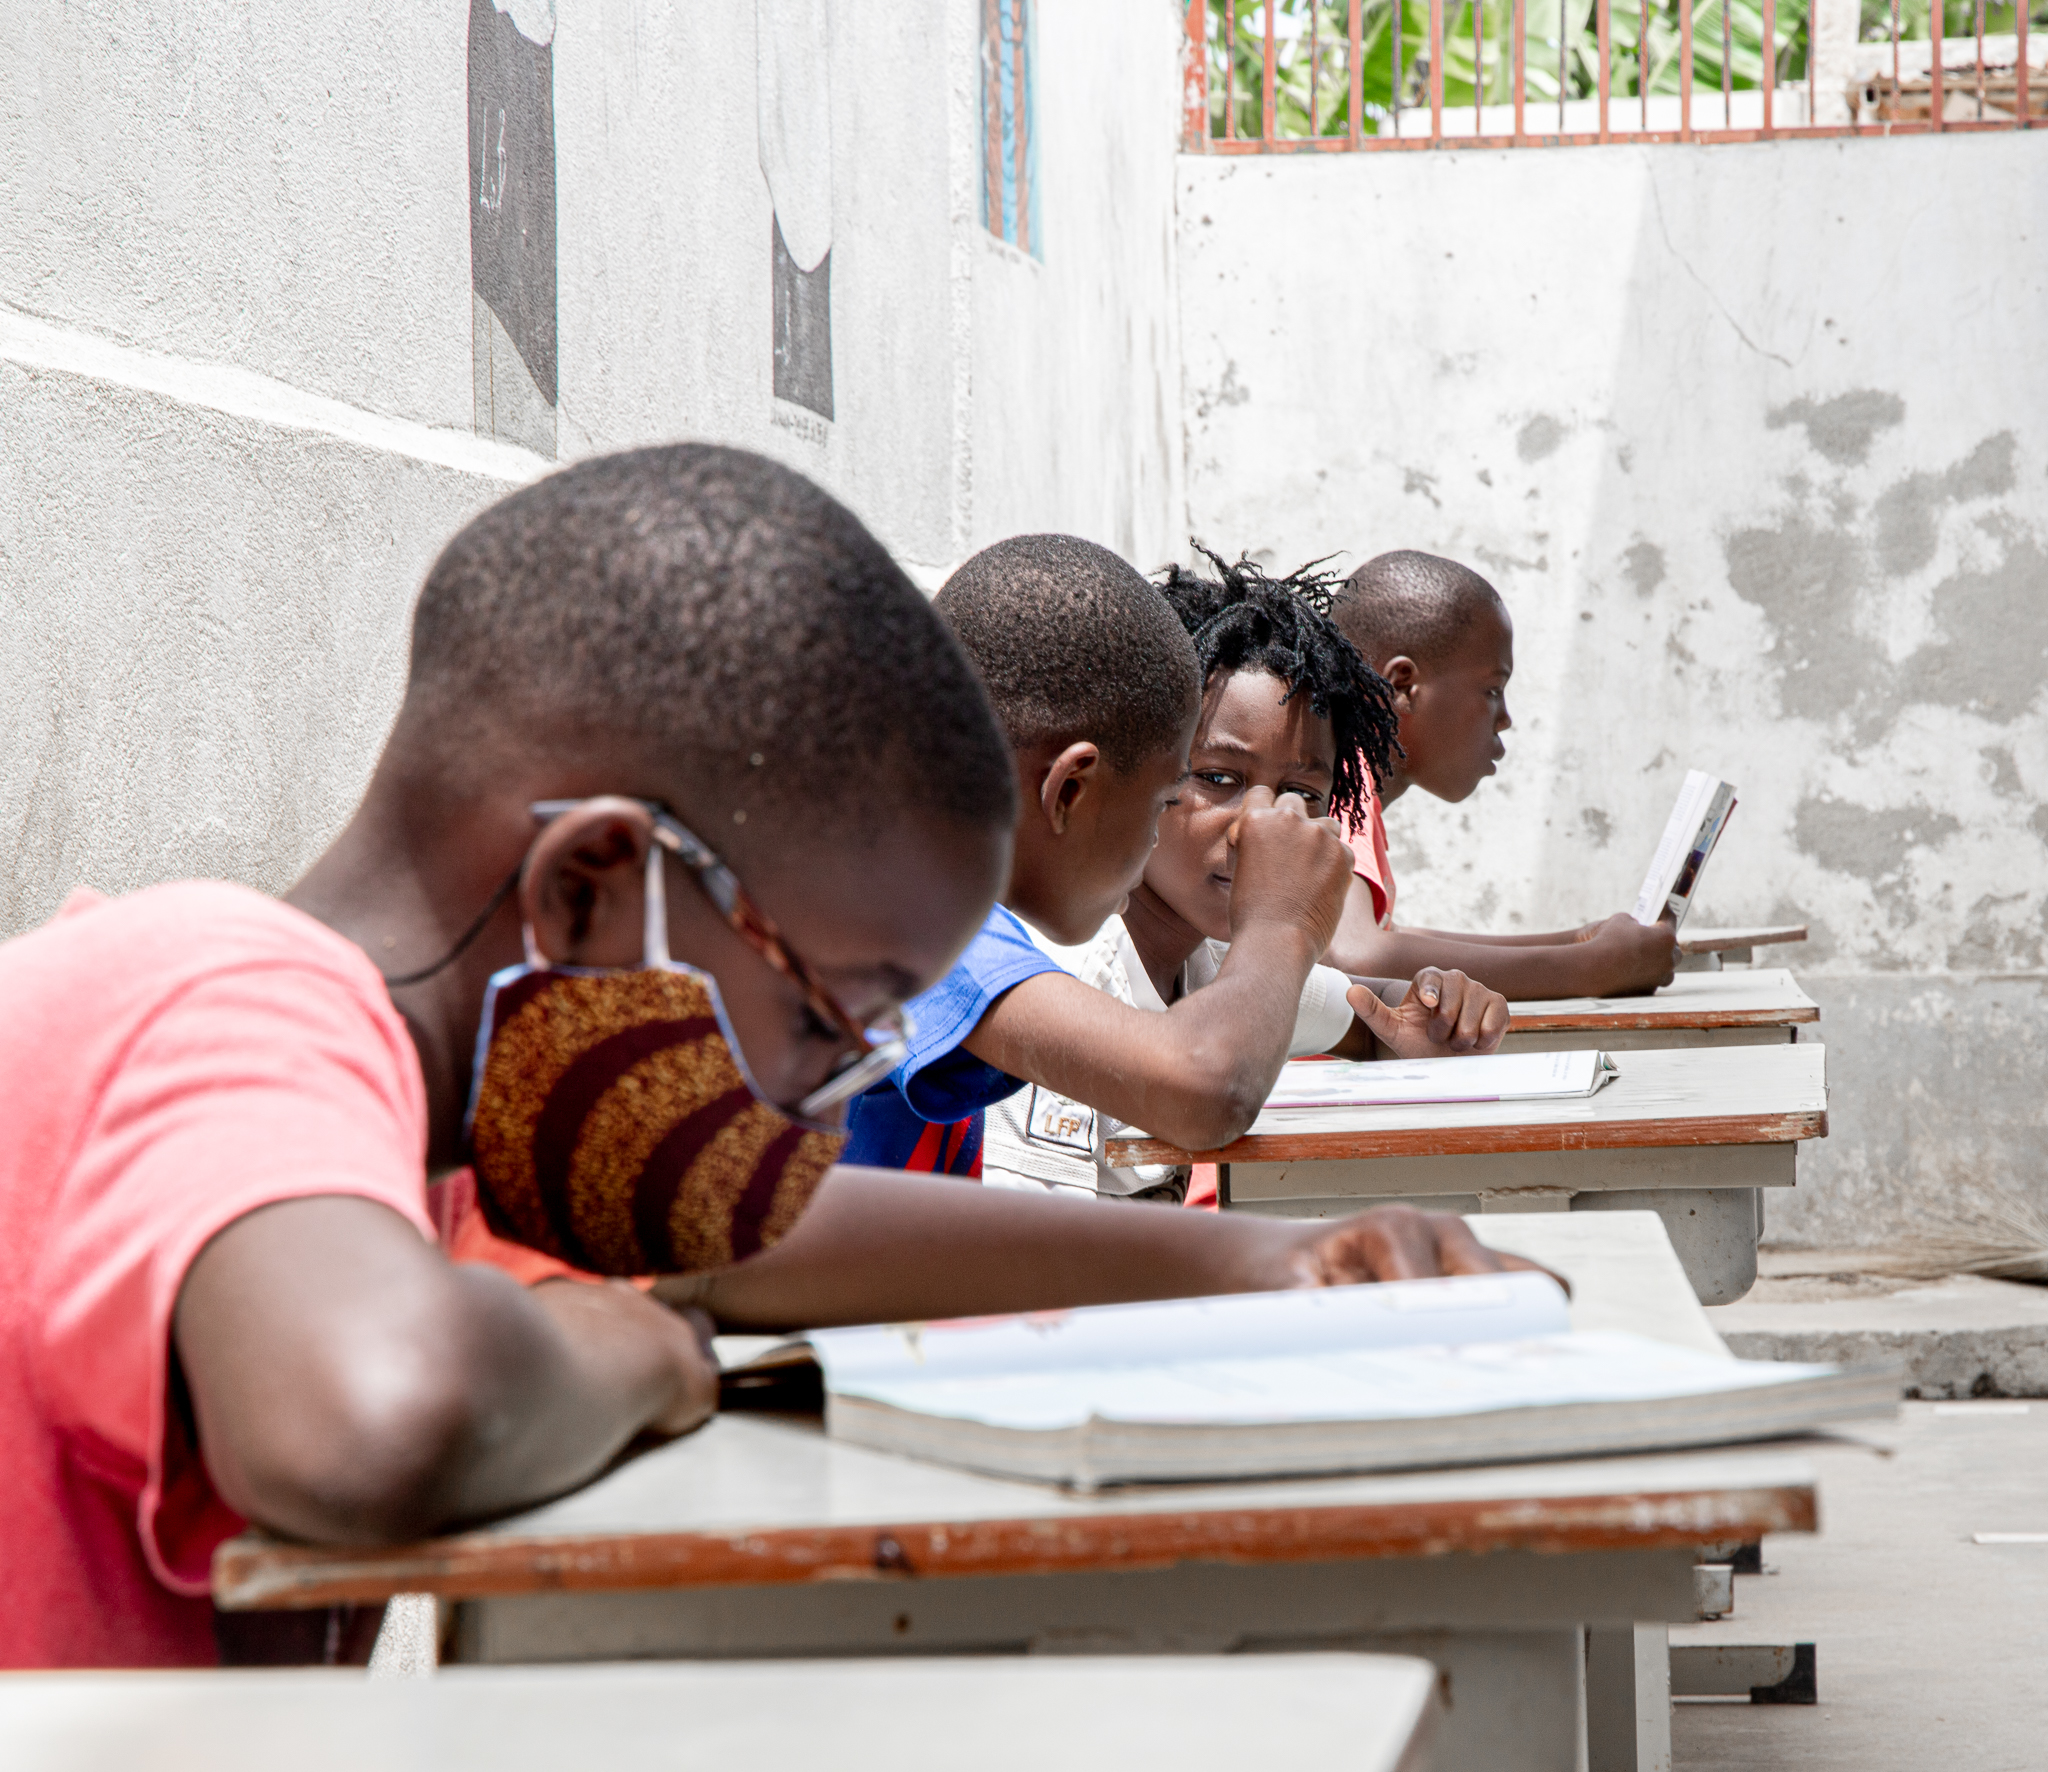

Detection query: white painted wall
xmin=0 ymin=0 xmax=1186 ymax=929
xmin=7 ymin=2 xmax=2033 ymax=1244
xmin=1180 ymin=134 xmax=2048 ymax=1243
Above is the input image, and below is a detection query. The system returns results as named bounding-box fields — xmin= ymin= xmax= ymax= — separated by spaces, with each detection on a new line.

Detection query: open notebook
xmin=1633 ymin=770 xmax=1738 ymax=929
xmin=1267 ymin=1048 xmax=1617 ymax=1109
xmin=728 ymin=1273 xmax=1898 ymax=1491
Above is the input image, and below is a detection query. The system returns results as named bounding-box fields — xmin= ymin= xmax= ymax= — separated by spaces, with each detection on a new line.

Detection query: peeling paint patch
xmin=1516 ymin=415 xmax=1564 ymax=463
xmin=1403 ymin=467 xmax=1442 ymax=508
xmin=2032 ymin=805 xmax=2048 ymax=843
xmin=1909 ymin=535 xmax=2048 ymax=720
xmin=1724 ymin=510 xmax=1881 ymax=724
xmin=1580 ymin=807 xmax=1612 ymax=846
xmin=1766 ymin=390 xmax=1904 ymax=466
xmin=1622 ymin=540 xmax=1666 ymax=595
xmin=1982 ymin=746 xmax=2024 ymax=799
xmin=1875 ymin=432 xmax=2017 ymax=578
xmin=1792 ymin=796 xmax=1963 ymax=878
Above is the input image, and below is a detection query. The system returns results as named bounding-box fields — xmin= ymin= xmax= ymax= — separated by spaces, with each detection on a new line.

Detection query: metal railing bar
xmin=1431 ymin=0 xmax=1446 ymax=138
xmin=1262 ymin=0 xmax=1277 ymax=143
xmin=1310 ymin=0 xmax=1320 ymax=134
xmin=1598 ymin=0 xmax=1613 ymax=138
xmin=1350 ymin=0 xmax=1365 ymax=144
xmin=1393 ymin=0 xmax=1405 ymax=137
xmin=1762 ymin=0 xmax=1775 ymax=134
xmin=1514 ymin=0 xmax=1528 ymax=135
xmin=1559 ymin=0 xmax=1568 ymax=131
xmin=2019 ymin=0 xmax=2031 ymax=128
xmin=1931 ymin=0 xmax=1944 ymax=128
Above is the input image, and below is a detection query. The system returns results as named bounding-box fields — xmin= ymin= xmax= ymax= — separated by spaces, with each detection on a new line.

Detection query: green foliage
xmin=1201 ymin=0 xmax=2048 ymax=135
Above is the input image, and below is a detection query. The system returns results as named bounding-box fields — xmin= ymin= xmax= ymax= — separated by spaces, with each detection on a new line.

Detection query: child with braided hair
xmin=978 ymin=548 xmax=1508 ymax=1204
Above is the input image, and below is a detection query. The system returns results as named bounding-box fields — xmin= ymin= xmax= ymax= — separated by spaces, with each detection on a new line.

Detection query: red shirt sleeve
xmin=32 ymin=959 xmax=433 ymax=1597
xmin=1344 ymin=786 xmax=1397 ymax=929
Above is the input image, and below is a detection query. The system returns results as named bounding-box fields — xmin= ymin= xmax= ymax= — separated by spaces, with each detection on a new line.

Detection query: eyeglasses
xmin=529 ymin=800 xmax=908 ymax=1120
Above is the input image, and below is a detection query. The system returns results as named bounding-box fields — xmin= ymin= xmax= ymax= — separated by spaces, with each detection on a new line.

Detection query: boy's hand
xmin=533 ymin=1277 xmax=721 ymax=1438
xmin=1574 ymin=913 xmax=1680 ymax=995
xmin=1227 ymin=786 xmax=1356 ymax=956
xmin=1277 ymin=1203 xmax=1558 ymax=1287
xmin=1346 ymin=971 xmax=1509 ymax=1056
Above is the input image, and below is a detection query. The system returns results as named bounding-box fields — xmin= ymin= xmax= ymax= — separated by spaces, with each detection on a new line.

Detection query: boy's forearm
xmin=963 ymin=923 xmax=1316 ymax=1149
xmin=1395 ymin=924 xmax=1588 ymax=949
xmin=177 ymin=1197 xmax=708 ymax=1546
xmin=684 ymin=1168 xmax=1304 ymax=1331
xmin=1323 ymin=924 xmax=1622 ymax=999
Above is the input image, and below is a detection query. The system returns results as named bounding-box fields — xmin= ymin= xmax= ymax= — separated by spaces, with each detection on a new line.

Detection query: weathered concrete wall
xmin=1180 ymin=134 xmax=2048 ymax=1244
xmin=965 ymin=0 xmax=1186 ymax=569
xmin=0 ymin=0 xmax=1186 ymax=926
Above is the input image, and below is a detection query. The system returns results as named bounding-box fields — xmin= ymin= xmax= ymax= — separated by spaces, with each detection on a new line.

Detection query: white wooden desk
xmin=214 ymin=1423 xmax=1813 ymax=1772
xmin=0 ymin=1655 xmax=1442 ymax=1772
xmin=1110 ymin=1044 xmax=1829 ymax=1305
xmin=212 ymin=1215 xmax=1816 ymax=1772
xmin=1501 ymin=968 xmax=1818 ymax=1053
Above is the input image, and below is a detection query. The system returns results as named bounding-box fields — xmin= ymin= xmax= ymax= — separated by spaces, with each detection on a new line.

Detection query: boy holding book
xmin=1323 ymin=549 xmax=1679 ymax=997
xmin=846 ymin=535 xmax=1507 ymax=1200
xmin=0 ymin=451 xmax=1525 ymax=1670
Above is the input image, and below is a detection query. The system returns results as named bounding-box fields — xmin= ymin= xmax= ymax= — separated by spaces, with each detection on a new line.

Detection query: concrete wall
xmin=0 ymin=0 xmax=1186 ymax=930
xmin=1180 ymin=134 xmax=2048 ymax=1244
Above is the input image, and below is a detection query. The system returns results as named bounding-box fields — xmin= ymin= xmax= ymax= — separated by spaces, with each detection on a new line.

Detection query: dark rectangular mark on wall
xmin=758 ymin=0 xmax=834 ymax=425
xmin=980 ymin=0 xmax=1039 ymax=258
xmin=469 ymin=0 xmax=557 ymax=457
xmin=771 ymin=219 xmax=833 ymax=420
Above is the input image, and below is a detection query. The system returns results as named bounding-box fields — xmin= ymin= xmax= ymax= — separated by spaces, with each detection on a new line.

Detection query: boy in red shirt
xmin=1324 ymin=549 xmax=1678 ymax=996
xmin=1 ymin=449 xmax=1525 ymax=1669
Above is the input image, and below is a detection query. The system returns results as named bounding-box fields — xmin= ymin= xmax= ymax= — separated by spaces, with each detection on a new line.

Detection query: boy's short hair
xmin=401 ymin=444 xmax=1016 ymax=844
xmin=1156 ymin=549 xmax=1399 ymax=825
xmin=934 ymin=535 xmax=1200 ymax=772
xmin=1334 ymin=550 xmax=1508 ymax=669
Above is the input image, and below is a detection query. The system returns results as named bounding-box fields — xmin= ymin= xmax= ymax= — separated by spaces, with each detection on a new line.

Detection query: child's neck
xmin=1122 ymin=885 xmax=1207 ymax=1004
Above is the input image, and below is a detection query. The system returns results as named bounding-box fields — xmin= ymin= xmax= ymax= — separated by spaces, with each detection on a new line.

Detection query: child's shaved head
xmin=935 ymin=535 xmax=1200 ymax=770
xmin=393 ymin=444 xmax=1016 ymax=847
xmin=1334 ymin=550 xmax=1508 ymax=669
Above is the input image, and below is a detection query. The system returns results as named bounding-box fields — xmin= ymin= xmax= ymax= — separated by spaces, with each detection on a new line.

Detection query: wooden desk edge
xmin=1109 ymin=1106 xmax=1829 ymax=1168
xmin=1507 ymin=1004 xmax=1820 ymax=1032
xmin=1676 ymin=925 xmax=1808 ymax=954
xmin=213 ymin=1481 xmax=1817 ymax=1613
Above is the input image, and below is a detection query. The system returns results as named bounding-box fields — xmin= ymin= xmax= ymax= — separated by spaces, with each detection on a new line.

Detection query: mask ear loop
xmin=644 ymin=829 xmax=675 ymax=967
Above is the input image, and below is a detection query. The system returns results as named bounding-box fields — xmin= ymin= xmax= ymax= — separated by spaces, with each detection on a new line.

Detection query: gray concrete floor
xmin=1673 ymin=1401 xmax=2048 ymax=1770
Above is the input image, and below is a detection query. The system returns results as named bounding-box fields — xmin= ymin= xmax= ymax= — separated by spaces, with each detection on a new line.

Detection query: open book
xmin=780 ymin=1273 xmax=1898 ymax=1491
xmin=1633 ymin=770 xmax=1737 ymax=929
xmin=1267 ymin=1048 xmax=1616 ymax=1110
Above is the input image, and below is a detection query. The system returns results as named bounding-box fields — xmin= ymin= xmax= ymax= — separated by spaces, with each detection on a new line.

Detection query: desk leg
xmin=1586 ymin=1624 xmax=1671 ymax=1772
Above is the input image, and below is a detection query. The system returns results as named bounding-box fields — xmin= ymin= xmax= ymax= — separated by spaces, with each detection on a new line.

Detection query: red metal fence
xmin=1183 ymin=0 xmax=2043 ymax=148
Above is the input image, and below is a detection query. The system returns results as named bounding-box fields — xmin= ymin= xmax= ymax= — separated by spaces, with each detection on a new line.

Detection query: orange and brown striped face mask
xmin=465 ymin=959 xmax=847 ymax=1276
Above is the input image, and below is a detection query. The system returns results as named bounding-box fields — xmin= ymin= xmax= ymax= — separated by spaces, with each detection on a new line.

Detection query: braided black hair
xmin=1153 ymin=546 xmax=1401 ymax=825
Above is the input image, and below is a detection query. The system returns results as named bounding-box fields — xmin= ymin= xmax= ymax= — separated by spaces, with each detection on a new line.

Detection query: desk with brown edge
xmin=1499 ymin=967 xmax=1818 ymax=1053
xmin=213 ymin=1407 xmax=1814 ymax=1772
xmin=1109 ymin=1043 xmax=1829 ymax=1305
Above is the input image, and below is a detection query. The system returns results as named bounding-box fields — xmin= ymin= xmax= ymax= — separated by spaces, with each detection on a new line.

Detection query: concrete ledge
xmin=1708 ymin=1252 xmax=2048 ymax=1397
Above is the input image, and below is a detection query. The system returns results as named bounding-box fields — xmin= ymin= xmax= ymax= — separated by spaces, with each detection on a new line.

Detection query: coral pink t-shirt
xmin=1345 ymin=783 xmax=1397 ymax=929
xmin=0 ymin=882 xmax=434 ymax=1668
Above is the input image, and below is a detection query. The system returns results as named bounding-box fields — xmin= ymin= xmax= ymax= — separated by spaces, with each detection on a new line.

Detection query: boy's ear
xmin=521 ymin=796 xmax=656 ymax=966
xmin=1379 ymin=655 xmax=1421 ymax=711
xmin=1037 ymin=741 xmax=1103 ymax=836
